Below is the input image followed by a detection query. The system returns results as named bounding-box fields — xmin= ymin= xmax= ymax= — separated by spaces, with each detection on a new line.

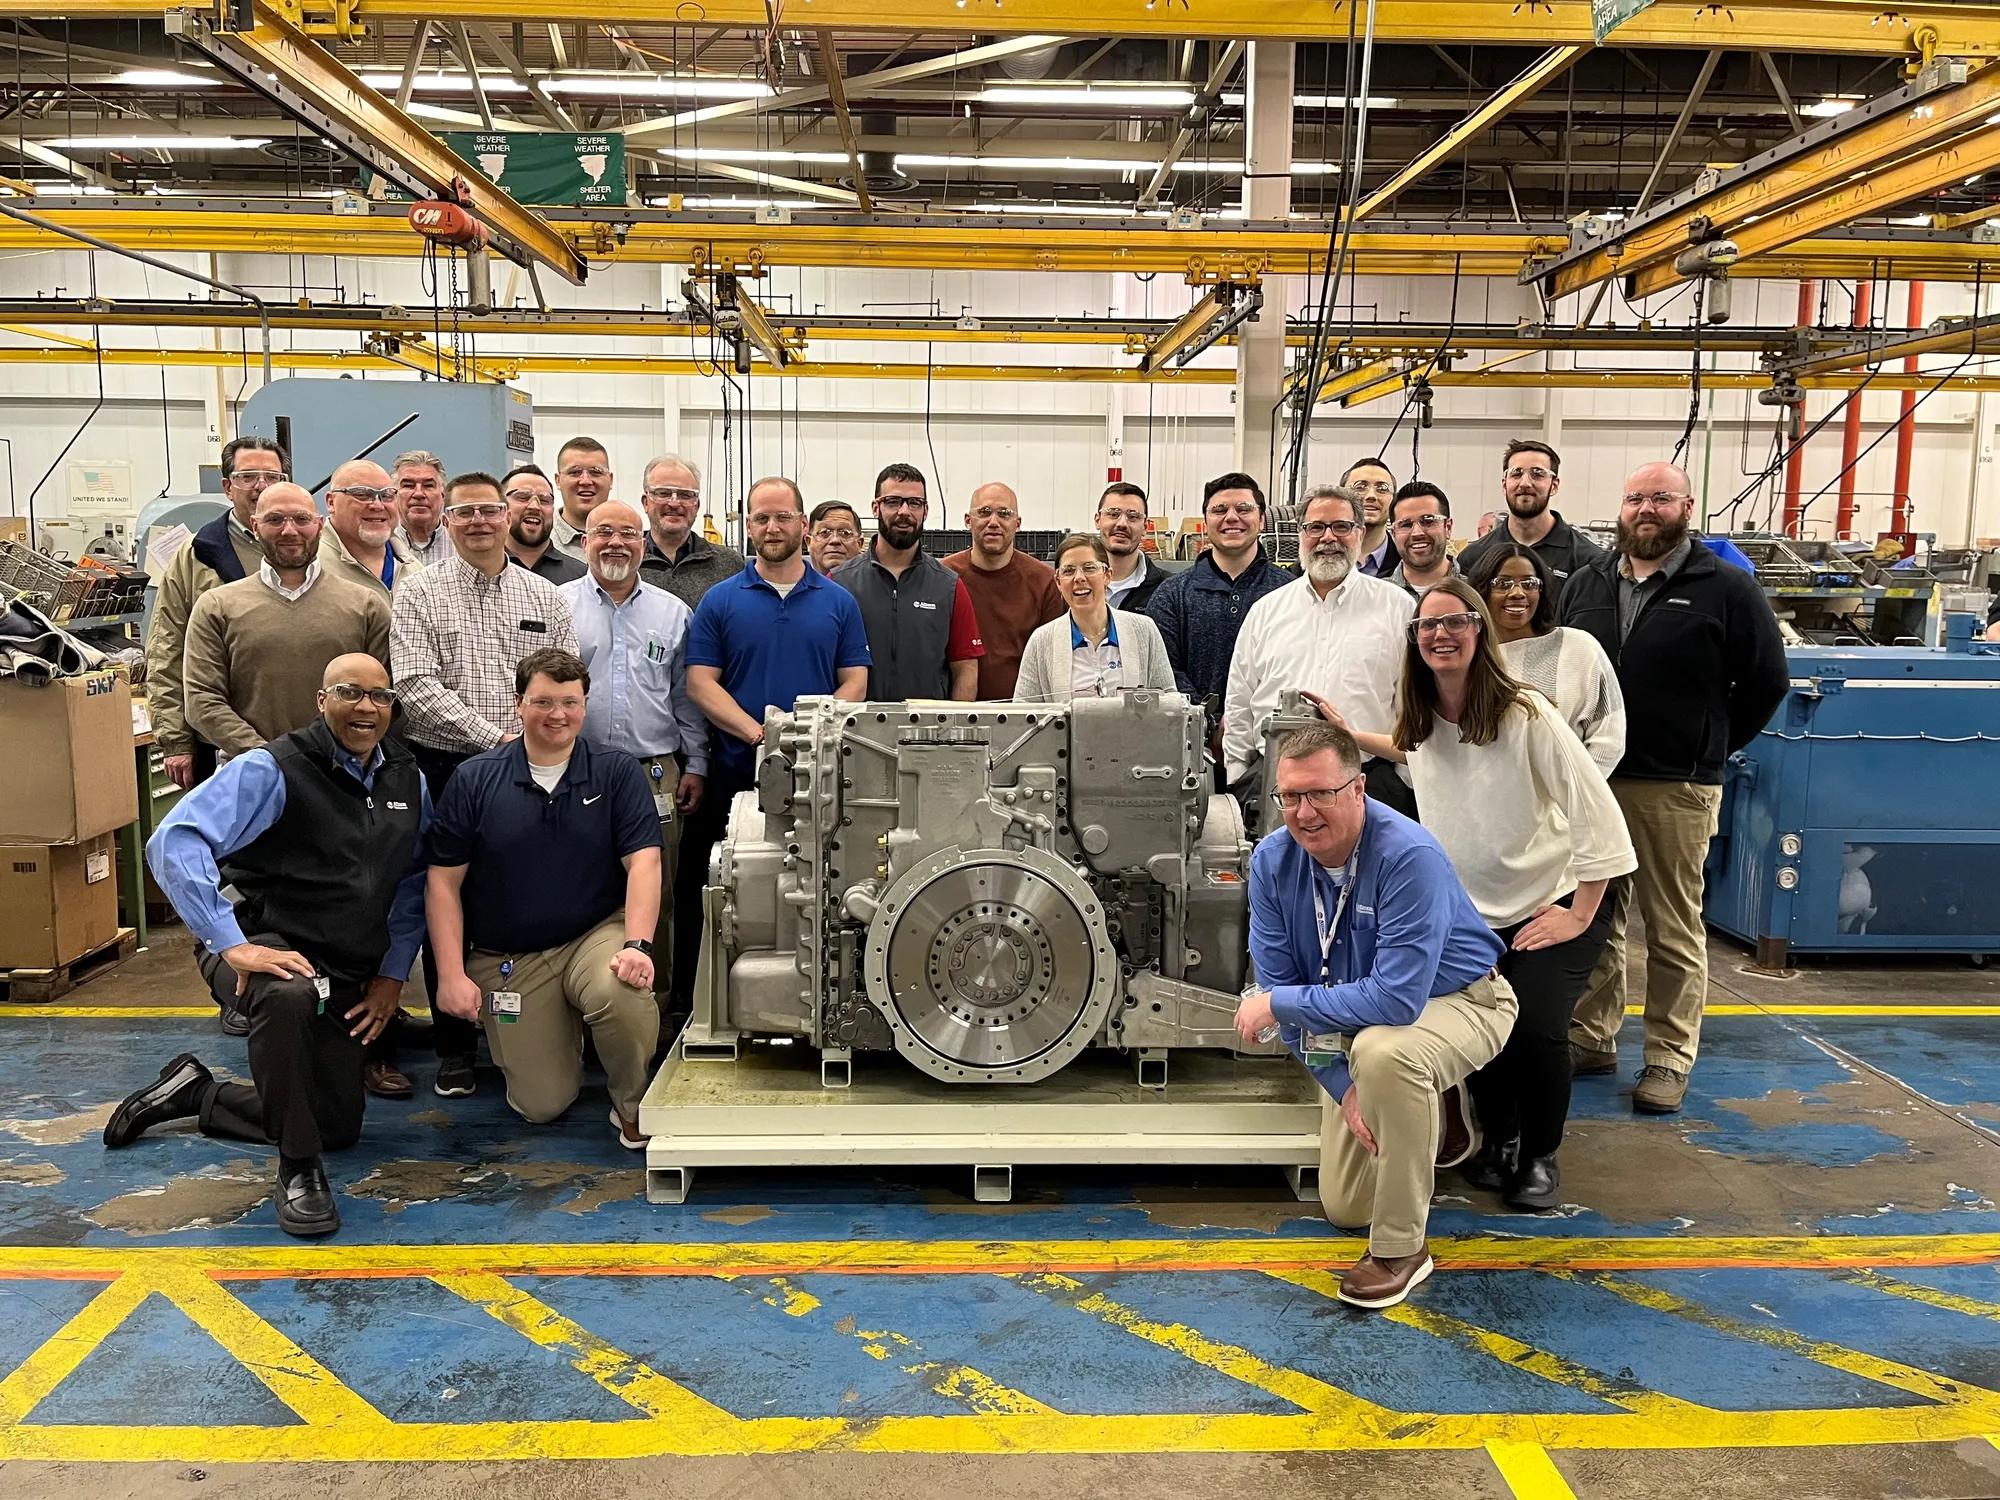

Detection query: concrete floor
xmin=1 ymin=923 xmax=1998 ymax=1499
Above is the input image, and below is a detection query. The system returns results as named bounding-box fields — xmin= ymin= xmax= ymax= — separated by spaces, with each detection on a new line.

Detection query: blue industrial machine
xmin=1704 ymin=617 xmax=2000 ymax=965
xmin=240 ymin=378 xmax=536 ymax=492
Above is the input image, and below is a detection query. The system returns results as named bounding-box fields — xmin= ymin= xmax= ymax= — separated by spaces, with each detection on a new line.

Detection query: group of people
xmin=108 ymin=430 xmax=1789 ymax=1313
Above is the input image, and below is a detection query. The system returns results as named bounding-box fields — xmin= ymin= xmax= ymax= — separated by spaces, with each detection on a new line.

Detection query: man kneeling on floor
xmin=105 ymin=654 xmax=428 ymax=1238
xmin=1235 ymin=723 xmax=1519 ymax=1309
xmin=425 ymin=648 xmax=662 ymax=1147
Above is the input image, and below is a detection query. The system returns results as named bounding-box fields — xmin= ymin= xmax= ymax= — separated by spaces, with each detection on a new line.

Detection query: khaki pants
xmin=637 ymin=752 xmax=684 ymax=998
xmin=1569 ymin=778 xmax=1723 ymax=1073
xmin=465 ymin=913 xmax=660 ymax=1124
xmin=1318 ymin=974 xmax=1518 ymax=1259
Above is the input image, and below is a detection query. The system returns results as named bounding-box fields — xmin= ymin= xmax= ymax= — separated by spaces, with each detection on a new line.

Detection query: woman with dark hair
xmin=1464 ymin=543 xmax=1625 ymax=777
xmin=1313 ymin=579 xmax=1633 ymax=1209
xmin=1014 ymin=533 xmax=1176 ymax=701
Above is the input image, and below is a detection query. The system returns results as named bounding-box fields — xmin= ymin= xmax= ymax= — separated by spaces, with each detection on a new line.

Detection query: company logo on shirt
xmin=911 ymin=600 xmax=938 ymax=611
xmin=385 ymin=800 xmax=410 ymax=810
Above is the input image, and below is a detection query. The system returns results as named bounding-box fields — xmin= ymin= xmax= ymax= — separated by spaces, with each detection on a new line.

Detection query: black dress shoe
xmin=1434 ymin=1084 xmax=1480 ymax=1169
xmin=276 ymin=1159 xmax=339 ymax=1238
xmin=1504 ymin=1154 xmax=1562 ymax=1211
xmin=1460 ymin=1135 xmax=1519 ymax=1192
xmin=103 ymin=1053 xmax=213 ymax=1147
xmin=219 ymin=1006 xmax=250 ymax=1038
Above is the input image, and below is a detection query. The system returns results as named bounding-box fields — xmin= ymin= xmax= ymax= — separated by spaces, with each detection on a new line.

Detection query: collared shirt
xmin=640 ymin=530 xmax=748 ymax=611
xmin=1385 ymin=554 xmax=1459 ymax=597
xmin=318 ymin=527 xmax=418 ymax=598
xmin=396 ymin=524 xmax=453 ymax=569
xmin=427 ymin=735 xmax=660 ymax=954
xmin=551 ymin=510 xmax=588 ymax=562
xmin=1144 ymin=546 xmax=1293 ymax=704
xmin=511 ymin=548 xmax=587 ymax=586
xmin=257 ymin=558 xmax=322 ymax=602
xmin=1069 ymin=612 xmax=1123 ymax=698
xmin=1616 ymin=536 xmax=1694 ymax=642
xmin=1359 ymin=533 xmax=1398 ymax=577
xmin=146 ymin=739 xmax=431 ymax=980
xmin=1249 ymin=801 xmax=1505 ymax=1100
xmin=686 ymin=562 xmax=871 ymax=776
xmin=390 ymin=553 xmax=580 ymax=754
xmin=1105 ymin=554 xmax=1151 ymax=610
xmin=1222 ymin=572 xmax=1416 ymax=782
xmin=561 ymin=574 xmax=709 ymax=774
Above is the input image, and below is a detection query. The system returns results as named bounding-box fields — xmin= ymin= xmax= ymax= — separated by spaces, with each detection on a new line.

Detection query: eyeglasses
xmin=445 ymin=501 xmax=506 ymax=521
xmin=1097 ymin=507 xmax=1145 ymax=525
xmin=560 ymin=465 xmax=610 ymax=481
xmin=504 ymin=488 xmax=552 ymax=506
xmin=256 ymin=513 xmax=318 ymax=531
xmin=1489 ymin=576 xmax=1544 ymax=594
xmin=646 ymin=486 xmax=700 ymax=504
xmin=1055 ymin=561 xmax=1107 ymax=579
xmin=1271 ymin=773 xmax=1360 ymax=812
xmin=229 ymin=469 xmax=287 ymax=485
xmin=1504 ymin=466 xmax=1556 ymax=483
xmin=325 ymin=683 xmax=397 ymax=706
xmin=747 ymin=512 xmax=800 ymax=527
xmin=877 ymin=496 xmax=928 ymax=512
xmin=1621 ymin=491 xmax=1690 ymax=511
xmin=813 ymin=525 xmax=860 ymax=541
xmin=1411 ymin=611 xmax=1482 ymax=638
xmin=1206 ymin=502 xmax=1259 ymax=519
xmin=586 ymin=525 xmax=645 ymax=542
xmin=1346 ymin=479 xmax=1394 ymax=495
xmin=329 ymin=485 xmax=397 ymax=505
xmin=1300 ymin=520 xmax=1362 ymax=540
xmin=522 ymin=696 xmax=584 ymax=713
xmin=970 ymin=507 xmax=1017 ymax=523
xmin=1390 ymin=512 xmax=1447 ymax=535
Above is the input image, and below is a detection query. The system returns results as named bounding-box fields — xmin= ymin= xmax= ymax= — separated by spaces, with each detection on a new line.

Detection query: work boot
xmin=1337 ymin=1249 xmax=1434 ymax=1310
xmin=103 ymin=1053 xmax=213 ymax=1147
xmin=1504 ymin=1154 xmax=1563 ymax=1211
xmin=1435 ymin=1084 xmax=1479 ymax=1169
xmin=1459 ymin=1135 xmax=1519 ymax=1193
xmin=1571 ymin=1043 xmax=1617 ymax=1076
xmin=276 ymin=1156 xmax=339 ymax=1238
xmin=1633 ymin=1065 xmax=1689 ymax=1114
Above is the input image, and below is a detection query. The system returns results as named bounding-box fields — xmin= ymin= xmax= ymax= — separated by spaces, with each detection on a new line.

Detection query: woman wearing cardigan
xmin=1310 ymin=578 xmax=1634 ymax=1210
xmin=1014 ymin=532 xmax=1176 ymax=701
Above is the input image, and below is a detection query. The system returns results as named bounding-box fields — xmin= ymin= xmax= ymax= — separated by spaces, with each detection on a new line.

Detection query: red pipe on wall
xmin=1890 ymin=280 xmax=1926 ymax=535
xmin=1835 ymin=279 xmax=1873 ymax=538
xmin=1782 ymin=278 xmax=1818 ymax=536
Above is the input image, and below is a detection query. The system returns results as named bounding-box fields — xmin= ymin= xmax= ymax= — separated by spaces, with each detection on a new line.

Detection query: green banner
xmin=442 ymin=131 xmax=626 ymax=207
xmin=1592 ymin=0 xmax=1656 ymax=42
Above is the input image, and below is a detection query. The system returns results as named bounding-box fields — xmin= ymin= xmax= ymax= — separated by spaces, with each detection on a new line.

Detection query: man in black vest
xmin=831 ymin=464 xmax=984 ymax=700
xmin=105 ymin=653 xmax=430 ymax=1237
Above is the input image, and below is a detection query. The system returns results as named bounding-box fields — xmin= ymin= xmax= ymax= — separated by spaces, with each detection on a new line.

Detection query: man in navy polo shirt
xmin=425 ymin=647 xmax=664 ymax=1148
xmin=686 ymin=476 xmax=871 ymax=811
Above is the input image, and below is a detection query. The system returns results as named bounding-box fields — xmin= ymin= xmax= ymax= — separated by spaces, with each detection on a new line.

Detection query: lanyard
xmin=1309 ymin=837 xmax=1363 ymax=982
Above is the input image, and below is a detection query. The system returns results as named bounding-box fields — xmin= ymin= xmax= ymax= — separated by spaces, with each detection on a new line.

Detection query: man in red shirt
xmin=942 ymin=480 xmax=1065 ymax=700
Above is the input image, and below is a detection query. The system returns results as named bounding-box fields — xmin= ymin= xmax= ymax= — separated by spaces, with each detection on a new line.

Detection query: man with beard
xmin=561 ymin=500 xmax=707 ymax=1013
xmin=1454 ymin=440 xmax=1606 ymax=607
xmin=1341 ymin=459 xmax=1401 ymax=578
xmin=1096 ymin=482 xmax=1181 ymax=610
xmin=1383 ymin=482 xmax=1458 ymax=596
xmin=503 ymin=464 xmax=586 ymax=584
xmin=550 ymin=437 xmax=613 ymax=560
xmin=1223 ymin=483 xmax=1416 ymax=823
xmin=832 ymin=464 xmax=983 ymax=701
xmin=1559 ymin=461 xmax=1786 ymax=1114
xmin=392 ymin=450 xmax=453 ymax=568
xmin=807 ymin=501 xmax=864 ymax=575
xmin=942 ymin=481 xmax=1065 ymax=700
xmin=321 ymin=460 xmax=420 ymax=598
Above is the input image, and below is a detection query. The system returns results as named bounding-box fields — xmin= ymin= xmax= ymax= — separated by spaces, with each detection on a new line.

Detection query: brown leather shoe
xmin=1337 ymin=1249 xmax=1434 ymax=1309
xmin=363 ymin=1059 xmax=413 ymax=1099
xmin=1572 ymin=1044 xmax=1618 ymax=1076
xmin=1435 ymin=1084 xmax=1479 ymax=1168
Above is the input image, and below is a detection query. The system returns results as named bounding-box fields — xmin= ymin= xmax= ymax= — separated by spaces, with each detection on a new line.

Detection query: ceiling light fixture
xmin=47 ymin=135 xmax=271 ymax=150
xmin=895 ymin=152 xmax=1155 ymax=173
xmin=114 ymin=68 xmax=220 ymax=87
xmin=1802 ymin=96 xmax=1860 ymax=118
xmin=659 ymin=146 xmax=849 ymax=164
xmin=974 ymin=85 xmax=1197 ymax=108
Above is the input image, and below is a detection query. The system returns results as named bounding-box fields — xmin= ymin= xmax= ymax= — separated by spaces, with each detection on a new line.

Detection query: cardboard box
xmin=0 ymin=670 xmax=139 ymax=844
xmin=0 ymin=834 xmax=118 ymax=968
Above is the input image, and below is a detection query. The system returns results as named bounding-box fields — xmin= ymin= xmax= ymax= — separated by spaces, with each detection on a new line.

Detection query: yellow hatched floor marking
xmin=0 ymin=1274 xmax=152 ymax=1426
xmin=430 ymin=1271 xmax=741 ymax=1425
xmin=1840 ymin=1268 xmax=2000 ymax=1322
xmin=1486 ymin=1440 xmax=1580 ymax=1499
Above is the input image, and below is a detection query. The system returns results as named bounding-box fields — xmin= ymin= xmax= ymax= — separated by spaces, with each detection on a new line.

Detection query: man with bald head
xmin=110 ymin=653 xmax=431 ymax=1238
xmin=942 ymin=480 xmax=1064 ymax=698
xmin=1559 ymin=460 xmax=1786 ymax=1114
xmin=321 ymin=459 xmax=420 ymax=597
xmin=562 ymin=500 xmax=707 ymax=1017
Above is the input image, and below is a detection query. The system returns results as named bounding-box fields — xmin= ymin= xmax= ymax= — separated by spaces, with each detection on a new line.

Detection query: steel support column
xmin=1232 ymin=41 xmax=1292 ymax=485
xmin=1783 ymin=278 xmax=1817 ymax=537
xmin=1835 ymin=279 xmax=1872 ymax=537
xmin=1891 ymin=281 xmax=1925 ymax=534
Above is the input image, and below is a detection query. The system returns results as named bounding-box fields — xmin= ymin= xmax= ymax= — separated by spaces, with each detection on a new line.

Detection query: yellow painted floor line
xmin=1691 ymin=1004 xmax=2000 ymax=1017
xmin=1487 ymin=1440 xmax=1579 ymax=1498
xmin=1840 ymin=1268 xmax=2000 ymax=1322
xmin=0 ymin=1006 xmax=222 ymax=1018
xmin=0 ymin=1273 xmax=152 ymax=1426
xmin=431 ymin=1270 xmax=741 ymax=1426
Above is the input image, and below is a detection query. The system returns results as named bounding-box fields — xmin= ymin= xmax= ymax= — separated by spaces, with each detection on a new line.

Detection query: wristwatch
xmin=622 ymin=939 xmax=654 ymax=957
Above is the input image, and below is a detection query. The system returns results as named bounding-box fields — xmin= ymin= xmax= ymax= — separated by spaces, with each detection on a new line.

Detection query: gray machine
xmin=685 ymin=690 xmax=1278 ymax=1087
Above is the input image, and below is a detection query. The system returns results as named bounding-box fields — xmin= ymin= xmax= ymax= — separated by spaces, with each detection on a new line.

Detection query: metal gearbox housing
xmin=685 ymin=691 xmax=1272 ymax=1084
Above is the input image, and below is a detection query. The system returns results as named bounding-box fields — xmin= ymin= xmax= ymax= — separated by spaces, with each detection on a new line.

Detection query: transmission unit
xmin=685 ymin=691 xmax=1273 ymax=1086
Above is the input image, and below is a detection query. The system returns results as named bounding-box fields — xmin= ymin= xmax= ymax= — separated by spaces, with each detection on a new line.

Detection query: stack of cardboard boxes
xmin=0 ymin=669 xmax=139 ymax=971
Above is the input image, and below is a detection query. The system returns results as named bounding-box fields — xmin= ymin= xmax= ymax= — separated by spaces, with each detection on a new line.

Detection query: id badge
xmin=491 ymin=990 xmax=523 ymax=1024
xmin=312 ymin=974 xmax=331 ymax=1016
xmin=1304 ymin=1030 xmax=1343 ymax=1067
xmin=652 ymin=783 xmax=675 ymax=822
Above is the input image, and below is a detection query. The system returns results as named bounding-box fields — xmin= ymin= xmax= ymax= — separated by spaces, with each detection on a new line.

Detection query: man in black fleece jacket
xmin=1558 ymin=461 xmax=1788 ymax=1114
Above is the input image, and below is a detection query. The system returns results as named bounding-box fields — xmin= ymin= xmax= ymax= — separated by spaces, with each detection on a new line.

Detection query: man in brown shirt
xmin=941 ymin=481 xmax=1065 ymax=700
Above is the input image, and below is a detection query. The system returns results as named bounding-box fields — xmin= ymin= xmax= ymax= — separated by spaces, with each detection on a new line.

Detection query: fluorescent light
xmin=1220 ymin=91 xmax=1397 ymax=109
xmin=955 ymin=202 xmax=1168 ymax=218
xmin=47 ymin=135 xmax=271 ymax=150
xmin=975 ymin=85 xmax=1196 ymax=108
xmin=1803 ymin=96 xmax=1858 ymax=118
xmin=544 ymin=77 xmax=771 ymax=99
xmin=1169 ymin=160 xmax=1339 ymax=175
xmin=357 ymin=71 xmax=528 ymax=94
xmin=895 ymin=152 xmax=1155 ymax=173
xmin=659 ymin=146 xmax=849 ymax=164
xmin=646 ymin=194 xmax=827 ymax=209
xmin=114 ymin=68 xmax=219 ymax=87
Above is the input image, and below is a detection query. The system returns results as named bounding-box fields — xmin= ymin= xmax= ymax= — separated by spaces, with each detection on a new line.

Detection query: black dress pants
xmin=671 ymin=758 xmax=753 ymax=1011
xmin=196 ymin=935 xmax=365 ymax=1159
xmin=407 ymin=738 xmax=480 ymax=1063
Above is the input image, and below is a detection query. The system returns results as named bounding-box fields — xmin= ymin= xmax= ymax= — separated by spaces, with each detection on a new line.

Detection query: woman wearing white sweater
xmin=1312 ymin=578 xmax=1635 ymax=1210
xmin=1463 ymin=543 xmax=1626 ymax=777
xmin=1014 ymin=532 xmax=1177 ymax=702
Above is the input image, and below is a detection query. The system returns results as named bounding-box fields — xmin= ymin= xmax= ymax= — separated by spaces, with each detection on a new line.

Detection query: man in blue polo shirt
xmin=426 ymin=647 xmax=664 ymax=1148
xmin=1235 ymin=722 xmax=1517 ymax=1311
xmin=686 ymin=475 xmax=870 ymax=811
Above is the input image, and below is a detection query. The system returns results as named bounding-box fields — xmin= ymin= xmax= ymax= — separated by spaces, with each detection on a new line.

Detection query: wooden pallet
xmin=0 ymin=928 xmax=138 ymax=1004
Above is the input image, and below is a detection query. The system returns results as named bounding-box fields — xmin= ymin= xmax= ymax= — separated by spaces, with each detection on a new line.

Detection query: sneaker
xmin=1336 ymin=1249 xmax=1434 ymax=1310
xmin=1633 ymin=1064 xmax=1689 ymax=1114
xmin=610 ymin=1109 xmax=647 ymax=1151
xmin=1571 ymin=1043 xmax=1617 ymax=1076
xmin=1434 ymin=1084 xmax=1480 ymax=1169
xmin=433 ymin=1054 xmax=477 ymax=1098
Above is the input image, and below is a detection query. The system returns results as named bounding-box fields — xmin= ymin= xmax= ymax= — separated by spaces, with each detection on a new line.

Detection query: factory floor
xmin=1 ymin=926 xmax=1998 ymax=1500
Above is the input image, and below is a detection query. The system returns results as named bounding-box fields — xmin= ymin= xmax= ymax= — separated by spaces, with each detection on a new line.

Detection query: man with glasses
xmin=502 ymin=463 xmax=585 ymax=585
xmin=391 ymin=450 xmax=453 ymax=568
xmin=807 ymin=501 xmax=865 ymax=575
xmin=1383 ymin=481 xmax=1458 ymax=597
xmin=1558 ymin=461 xmax=1787 ymax=1114
xmin=561 ymin=500 xmax=706 ymax=1020
xmin=1096 ymin=481 xmax=1181 ymax=610
xmin=1233 ymin=722 xmax=1514 ymax=1310
xmin=1340 ymin=459 xmax=1401 ymax=578
xmin=1453 ymin=440 xmax=1606 ymax=607
xmin=831 ymin=462 xmax=984 ymax=701
xmin=942 ymin=480 xmax=1065 ymax=700
xmin=1223 ymin=484 xmax=1417 ymax=822
xmin=107 ymin=653 xmax=429 ymax=1238
xmin=550 ymin=437 xmax=613 ymax=560
xmin=392 ymin=471 xmax=580 ymax=1099
xmin=635 ymin=454 xmax=747 ymax=609
xmin=321 ymin=459 xmax=420 ymax=598
xmin=149 ymin=436 xmax=290 ymax=791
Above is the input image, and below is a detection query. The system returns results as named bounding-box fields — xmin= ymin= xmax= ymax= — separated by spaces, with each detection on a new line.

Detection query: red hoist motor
xmin=407 ymin=182 xmax=486 ymax=250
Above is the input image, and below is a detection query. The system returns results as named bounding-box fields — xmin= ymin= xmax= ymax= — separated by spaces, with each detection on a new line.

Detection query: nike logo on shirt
xmin=583 ymin=794 xmax=603 ymax=805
